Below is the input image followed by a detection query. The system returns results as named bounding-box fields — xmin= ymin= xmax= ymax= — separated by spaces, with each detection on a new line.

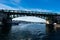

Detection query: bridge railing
xmin=0 ymin=10 xmax=58 ymax=15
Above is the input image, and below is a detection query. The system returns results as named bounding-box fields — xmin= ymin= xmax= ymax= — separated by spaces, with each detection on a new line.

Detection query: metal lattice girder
xmin=0 ymin=10 xmax=59 ymax=16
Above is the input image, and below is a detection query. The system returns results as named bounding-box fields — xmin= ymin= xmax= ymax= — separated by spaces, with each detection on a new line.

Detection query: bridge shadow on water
xmin=0 ymin=25 xmax=11 ymax=40
xmin=46 ymin=28 xmax=60 ymax=40
xmin=0 ymin=24 xmax=60 ymax=40
xmin=0 ymin=25 xmax=60 ymax=40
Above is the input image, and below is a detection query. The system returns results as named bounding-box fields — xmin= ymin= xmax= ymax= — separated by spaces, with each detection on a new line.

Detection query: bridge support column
xmin=46 ymin=16 xmax=56 ymax=40
xmin=1 ymin=13 xmax=12 ymax=34
xmin=46 ymin=16 xmax=55 ymax=33
xmin=13 ymin=14 xmax=15 ymax=18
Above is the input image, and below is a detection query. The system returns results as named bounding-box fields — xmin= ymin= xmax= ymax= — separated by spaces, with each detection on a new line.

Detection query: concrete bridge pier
xmin=1 ymin=14 xmax=12 ymax=34
xmin=46 ymin=16 xmax=56 ymax=40
xmin=46 ymin=16 xmax=56 ymax=33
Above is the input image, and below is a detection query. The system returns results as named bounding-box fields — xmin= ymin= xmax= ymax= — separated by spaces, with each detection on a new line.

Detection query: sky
xmin=0 ymin=0 xmax=60 ymax=12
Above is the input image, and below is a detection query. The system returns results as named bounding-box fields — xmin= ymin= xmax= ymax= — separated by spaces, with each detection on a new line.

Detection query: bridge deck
xmin=0 ymin=10 xmax=59 ymax=16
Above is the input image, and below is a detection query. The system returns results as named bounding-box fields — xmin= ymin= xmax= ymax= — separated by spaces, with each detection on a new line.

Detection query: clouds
xmin=11 ymin=0 xmax=21 ymax=4
xmin=0 ymin=3 xmax=18 ymax=10
xmin=0 ymin=0 xmax=54 ymax=12
xmin=10 ymin=0 xmax=21 ymax=6
xmin=26 ymin=9 xmax=52 ymax=12
xmin=0 ymin=0 xmax=21 ymax=8
xmin=10 ymin=0 xmax=23 ymax=9
xmin=22 ymin=8 xmax=52 ymax=12
xmin=0 ymin=3 xmax=52 ymax=12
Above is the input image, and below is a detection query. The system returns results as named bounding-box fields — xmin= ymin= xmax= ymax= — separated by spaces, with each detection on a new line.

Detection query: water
xmin=0 ymin=23 xmax=46 ymax=40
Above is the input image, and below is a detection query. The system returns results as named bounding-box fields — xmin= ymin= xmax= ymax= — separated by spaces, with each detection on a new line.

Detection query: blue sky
xmin=0 ymin=0 xmax=60 ymax=12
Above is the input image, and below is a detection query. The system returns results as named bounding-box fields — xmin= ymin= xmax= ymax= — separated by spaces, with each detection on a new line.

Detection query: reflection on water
xmin=0 ymin=23 xmax=46 ymax=40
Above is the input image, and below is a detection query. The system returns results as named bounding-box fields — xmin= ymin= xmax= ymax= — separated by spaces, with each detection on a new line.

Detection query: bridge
xmin=0 ymin=10 xmax=60 ymax=39
xmin=0 ymin=10 xmax=59 ymax=24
